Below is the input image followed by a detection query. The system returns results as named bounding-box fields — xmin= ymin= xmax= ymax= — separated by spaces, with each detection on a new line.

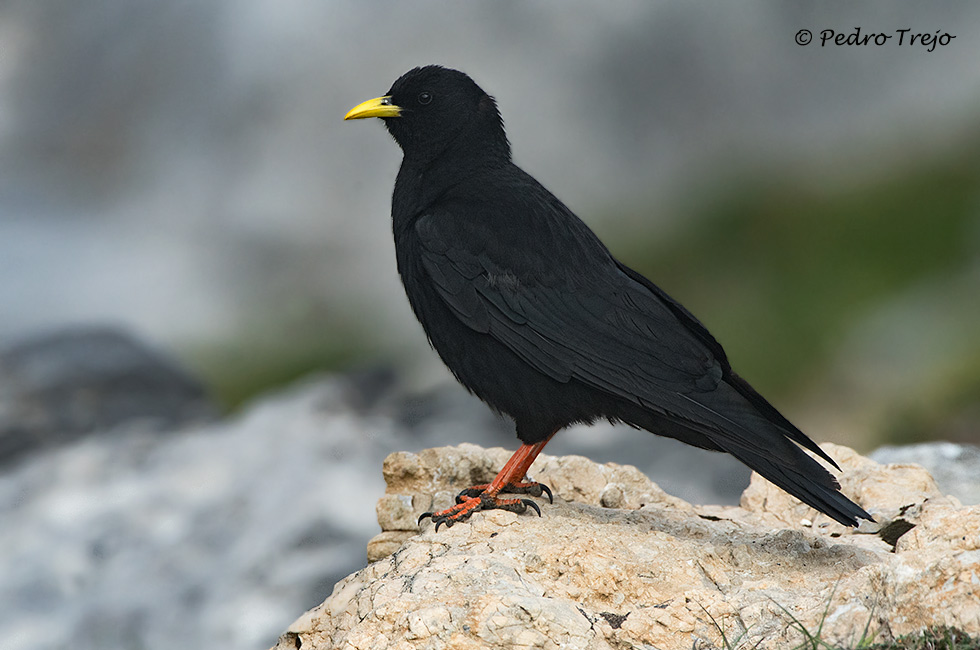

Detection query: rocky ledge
xmin=274 ymin=443 xmax=980 ymax=649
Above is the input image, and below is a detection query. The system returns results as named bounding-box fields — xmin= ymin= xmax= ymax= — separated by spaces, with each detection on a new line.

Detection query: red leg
xmin=419 ymin=431 xmax=557 ymax=530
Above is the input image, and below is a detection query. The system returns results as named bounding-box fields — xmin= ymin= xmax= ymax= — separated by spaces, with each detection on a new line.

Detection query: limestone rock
xmin=872 ymin=442 xmax=980 ymax=505
xmin=739 ymin=442 xmax=953 ymax=533
xmin=275 ymin=443 xmax=980 ymax=650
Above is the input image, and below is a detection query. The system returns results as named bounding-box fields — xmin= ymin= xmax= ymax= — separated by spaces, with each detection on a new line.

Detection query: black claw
xmin=420 ymin=481 xmax=552 ymax=531
xmin=539 ymin=483 xmax=554 ymax=504
xmin=523 ymin=499 xmax=542 ymax=517
xmin=456 ymin=482 xmax=553 ymax=502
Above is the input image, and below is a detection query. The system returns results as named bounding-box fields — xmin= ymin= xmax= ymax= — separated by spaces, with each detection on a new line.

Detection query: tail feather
xmin=726 ymin=371 xmax=841 ymax=471
xmin=706 ymin=433 xmax=873 ymax=526
xmin=660 ymin=382 xmax=874 ymax=527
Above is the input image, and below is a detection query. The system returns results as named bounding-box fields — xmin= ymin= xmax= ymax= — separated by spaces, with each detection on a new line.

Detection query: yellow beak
xmin=344 ymin=96 xmax=402 ymax=120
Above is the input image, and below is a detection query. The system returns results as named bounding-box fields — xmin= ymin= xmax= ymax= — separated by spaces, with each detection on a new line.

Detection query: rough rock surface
xmin=872 ymin=442 xmax=980 ymax=505
xmin=276 ymin=443 xmax=980 ymax=650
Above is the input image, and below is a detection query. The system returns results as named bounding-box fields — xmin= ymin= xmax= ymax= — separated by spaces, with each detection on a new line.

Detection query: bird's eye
xmin=418 ymin=91 xmax=433 ymax=105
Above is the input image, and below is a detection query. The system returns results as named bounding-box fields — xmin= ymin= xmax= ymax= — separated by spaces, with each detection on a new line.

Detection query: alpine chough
xmin=345 ymin=65 xmax=873 ymax=530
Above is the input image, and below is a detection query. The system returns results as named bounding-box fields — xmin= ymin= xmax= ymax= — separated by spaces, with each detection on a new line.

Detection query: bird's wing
xmin=415 ymin=206 xmax=859 ymax=523
xmin=414 ymin=209 xmax=724 ymax=404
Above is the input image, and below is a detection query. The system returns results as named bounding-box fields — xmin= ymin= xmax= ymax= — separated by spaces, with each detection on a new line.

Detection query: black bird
xmin=345 ymin=66 xmax=873 ymax=530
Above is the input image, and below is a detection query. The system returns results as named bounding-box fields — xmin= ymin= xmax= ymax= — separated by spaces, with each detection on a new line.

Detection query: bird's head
xmin=345 ymin=65 xmax=509 ymax=162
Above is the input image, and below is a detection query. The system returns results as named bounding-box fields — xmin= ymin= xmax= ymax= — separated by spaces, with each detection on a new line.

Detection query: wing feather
xmin=416 ymin=211 xmax=721 ymax=407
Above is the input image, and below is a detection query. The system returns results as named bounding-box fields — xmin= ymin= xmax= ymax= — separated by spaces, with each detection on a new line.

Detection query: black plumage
xmin=345 ymin=65 xmax=872 ymax=530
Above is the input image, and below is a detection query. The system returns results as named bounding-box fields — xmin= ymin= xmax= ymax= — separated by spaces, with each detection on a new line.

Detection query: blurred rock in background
xmin=0 ymin=327 xmax=216 ymax=465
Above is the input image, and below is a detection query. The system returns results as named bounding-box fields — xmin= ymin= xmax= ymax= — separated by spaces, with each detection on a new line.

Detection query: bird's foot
xmin=418 ymin=488 xmax=547 ymax=531
xmin=455 ymin=481 xmax=553 ymax=504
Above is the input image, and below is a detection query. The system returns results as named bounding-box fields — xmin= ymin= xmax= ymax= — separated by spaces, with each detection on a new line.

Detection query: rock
xmin=0 ymin=375 xmax=397 ymax=650
xmin=740 ymin=443 xmax=953 ymax=533
xmin=276 ymin=444 xmax=980 ymax=650
xmin=0 ymin=327 xmax=217 ymax=465
xmin=871 ymin=442 xmax=980 ymax=505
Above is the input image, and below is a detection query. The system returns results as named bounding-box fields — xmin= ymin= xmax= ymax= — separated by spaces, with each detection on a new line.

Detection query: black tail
xmin=704 ymin=429 xmax=873 ymax=527
xmin=633 ymin=382 xmax=874 ymax=527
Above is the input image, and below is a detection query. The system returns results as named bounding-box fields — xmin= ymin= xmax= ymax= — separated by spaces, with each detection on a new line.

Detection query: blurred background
xmin=2 ymin=2 xmax=980 ymax=648
xmin=3 ymin=1 xmax=979 ymax=447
